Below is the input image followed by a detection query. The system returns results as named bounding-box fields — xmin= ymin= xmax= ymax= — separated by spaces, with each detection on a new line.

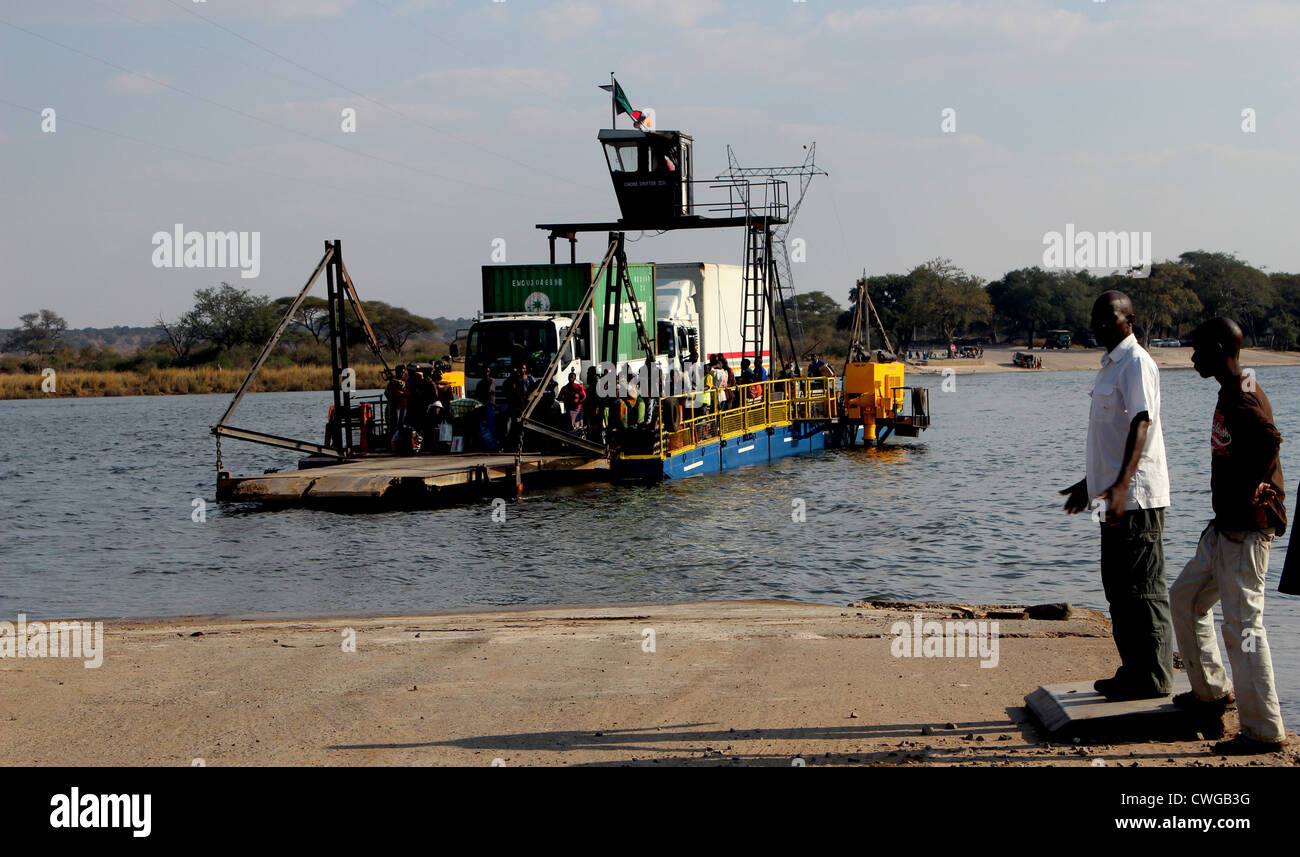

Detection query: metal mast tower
xmin=717 ymin=143 xmax=827 ymax=356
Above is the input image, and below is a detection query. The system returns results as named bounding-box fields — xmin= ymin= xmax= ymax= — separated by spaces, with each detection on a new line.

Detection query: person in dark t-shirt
xmin=1209 ymin=375 xmax=1286 ymax=534
xmin=1170 ymin=318 xmax=1289 ymax=754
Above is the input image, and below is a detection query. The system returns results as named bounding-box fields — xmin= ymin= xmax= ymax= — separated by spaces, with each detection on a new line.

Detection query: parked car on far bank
xmin=1043 ymin=330 xmax=1072 ymax=349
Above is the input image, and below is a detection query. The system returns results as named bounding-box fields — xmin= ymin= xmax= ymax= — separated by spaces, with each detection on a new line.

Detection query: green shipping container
xmin=481 ymin=263 xmax=656 ymax=363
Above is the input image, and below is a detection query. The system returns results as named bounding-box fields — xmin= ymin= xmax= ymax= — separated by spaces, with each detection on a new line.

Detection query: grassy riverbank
xmin=0 ymin=365 xmax=389 ymax=399
xmin=10 ymin=345 xmax=1300 ymax=398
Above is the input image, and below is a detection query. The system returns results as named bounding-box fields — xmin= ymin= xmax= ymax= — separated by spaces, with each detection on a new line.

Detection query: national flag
xmin=599 ymin=78 xmax=648 ymax=128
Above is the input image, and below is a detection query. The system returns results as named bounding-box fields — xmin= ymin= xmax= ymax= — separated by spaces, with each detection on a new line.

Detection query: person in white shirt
xmin=1061 ymin=291 xmax=1174 ymax=701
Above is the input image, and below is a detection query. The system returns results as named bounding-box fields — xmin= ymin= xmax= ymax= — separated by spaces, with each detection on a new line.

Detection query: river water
xmin=2 ymin=366 xmax=1298 ymax=720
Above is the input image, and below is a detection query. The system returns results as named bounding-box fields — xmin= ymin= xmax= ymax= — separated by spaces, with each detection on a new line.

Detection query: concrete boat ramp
xmin=217 ymin=452 xmax=609 ymax=506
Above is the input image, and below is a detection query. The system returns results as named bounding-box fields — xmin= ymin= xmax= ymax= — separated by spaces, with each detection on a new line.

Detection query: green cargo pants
xmin=1099 ymin=507 xmax=1175 ymax=694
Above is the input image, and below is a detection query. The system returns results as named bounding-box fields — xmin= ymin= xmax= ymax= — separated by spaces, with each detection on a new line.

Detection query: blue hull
xmin=616 ymin=423 xmax=830 ymax=480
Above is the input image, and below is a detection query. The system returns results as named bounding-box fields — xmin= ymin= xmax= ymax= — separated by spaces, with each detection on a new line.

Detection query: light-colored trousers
xmin=1170 ymin=524 xmax=1287 ymax=743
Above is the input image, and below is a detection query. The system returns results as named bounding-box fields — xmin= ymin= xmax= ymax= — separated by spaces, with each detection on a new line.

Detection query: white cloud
xmin=203 ymin=0 xmax=359 ymax=22
xmin=1133 ymin=0 xmax=1300 ymax=38
xmin=261 ymin=0 xmax=357 ymax=20
xmin=536 ymin=1 xmax=602 ymax=39
xmin=417 ymin=67 xmax=571 ymax=100
xmin=777 ymin=122 xmax=1013 ymax=184
xmin=623 ymin=0 xmax=725 ymax=28
xmin=822 ymin=0 xmax=1300 ymax=45
xmin=16 ymin=0 xmax=361 ymax=25
xmin=677 ymin=23 xmax=823 ymax=88
xmin=506 ymin=105 xmax=611 ymax=151
xmin=108 ymin=73 xmax=168 ymax=96
xmin=668 ymin=106 xmax=770 ymax=136
xmin=1117 ymin=142 xmax=1300 ymax=176
xmin=825 ymin=1 xmax=1106 ymax=49
xmin=258 ymin=96 xmax=474 ymax=131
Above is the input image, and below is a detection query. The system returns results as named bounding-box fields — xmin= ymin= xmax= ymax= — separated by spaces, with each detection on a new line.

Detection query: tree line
xmin=7 ymin=248 xmax=1298 ymax=373
xmin=2 ymin=284 xmax=444 ymax=373
xmin=784 ymin=250 xmax=1300 ymax=355
xmin=154 ymin=284 xmax=441 ymax=366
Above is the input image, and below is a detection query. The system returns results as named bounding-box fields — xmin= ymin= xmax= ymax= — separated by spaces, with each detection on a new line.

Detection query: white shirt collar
xmin=1100 ymin=333 xmax=1138 ymax=367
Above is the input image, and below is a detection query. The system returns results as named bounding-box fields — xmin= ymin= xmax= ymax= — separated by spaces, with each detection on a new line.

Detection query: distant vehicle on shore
xmin=1013 ymin=351 xmax=1041 ymax=368
xmin=1043 ymin=330 xmax=1072 ymax=349
xmin=1151 ymin=338 xmax=1181 ymax=347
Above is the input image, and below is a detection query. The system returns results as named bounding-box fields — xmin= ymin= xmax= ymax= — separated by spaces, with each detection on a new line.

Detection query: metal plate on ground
xmin=1026 ymin=675 xmax=1197 ymax=737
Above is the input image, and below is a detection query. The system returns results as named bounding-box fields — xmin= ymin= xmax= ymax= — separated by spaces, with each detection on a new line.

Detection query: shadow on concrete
xmin=327 ymin=714 xmax=1227 ymax=765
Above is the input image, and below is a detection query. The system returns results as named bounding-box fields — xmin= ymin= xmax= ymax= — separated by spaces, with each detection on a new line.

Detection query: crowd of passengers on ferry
xmin=380 ymin=354 xmax=839 ymax=455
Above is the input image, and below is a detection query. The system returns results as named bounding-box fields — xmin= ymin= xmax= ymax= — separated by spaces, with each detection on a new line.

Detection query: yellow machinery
xmin=438 ymin=370 xmax=466 ymax=400
xmin=843 ymin=361 xmax=909 ymax=442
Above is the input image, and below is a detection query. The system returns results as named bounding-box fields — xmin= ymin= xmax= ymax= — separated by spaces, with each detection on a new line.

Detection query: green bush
xmin=285 ymin=342 xmax=331 ymax=365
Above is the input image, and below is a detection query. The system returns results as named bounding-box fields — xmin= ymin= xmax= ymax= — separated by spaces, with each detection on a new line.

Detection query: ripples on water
xmin=2 ymin=365 xmax=1298 ymax=719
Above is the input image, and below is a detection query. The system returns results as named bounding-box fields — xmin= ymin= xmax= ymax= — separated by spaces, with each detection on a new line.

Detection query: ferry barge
xmin=212 ymin=96 xmax=930 ymax=505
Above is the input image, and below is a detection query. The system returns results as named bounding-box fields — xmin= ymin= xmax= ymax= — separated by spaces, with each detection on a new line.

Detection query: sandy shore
xmin=2 ymin=600 xmax=1294 ymax=767
xmin=910 ymin=345 xmax=1300 ymax=376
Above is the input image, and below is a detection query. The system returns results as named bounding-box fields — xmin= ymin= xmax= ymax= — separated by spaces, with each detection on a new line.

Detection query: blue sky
xmin=3 ymin=0 xmax=1299 ymax=326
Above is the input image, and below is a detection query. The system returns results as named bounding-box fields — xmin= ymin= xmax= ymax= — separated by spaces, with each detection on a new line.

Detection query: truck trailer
xmin=465 ymin=262 xmax=657 ymax=394
xmin=654 ymin=262 xmax=767 ymax=376
xmin=465 ymin=261 xmax=770 ymax=400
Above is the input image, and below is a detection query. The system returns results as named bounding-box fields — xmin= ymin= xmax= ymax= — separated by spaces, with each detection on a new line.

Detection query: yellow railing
xmin=658 ymin=376 xmax=838 ymax=454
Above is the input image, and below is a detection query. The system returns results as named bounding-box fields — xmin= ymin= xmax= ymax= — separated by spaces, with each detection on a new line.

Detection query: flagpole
xmin=610 ymin=72 xmax=616 ymax=128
